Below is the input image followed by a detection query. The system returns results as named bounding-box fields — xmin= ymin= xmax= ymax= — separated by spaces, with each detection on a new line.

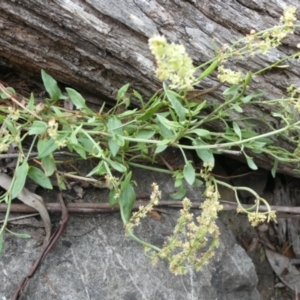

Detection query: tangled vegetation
xmin=0 ymin=6 xmax=300 ymax=275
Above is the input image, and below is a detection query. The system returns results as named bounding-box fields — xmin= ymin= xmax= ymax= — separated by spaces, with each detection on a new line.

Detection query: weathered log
xmin=0 ymin=0 xmax=300 ymax=176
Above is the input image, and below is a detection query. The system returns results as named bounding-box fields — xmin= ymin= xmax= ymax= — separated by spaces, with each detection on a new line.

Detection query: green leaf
xmin=5 ymin=120 xmax=18 ymax=136
xmin=109 ymin=189 xmax=119 ymax=206
xmin=133 ymin=90 xmax=143 ymax=102
xmin=117 ymin=83 xmax=130 ymax=101
xmin=109 ymin=159 xmax=127 ymax=173
xmin=12 ymin=162 xmax=29 ymax=199
xmin=69 ymin=132 xmax=78 ymax=145
xmin=271 ymin=158 xmax=278 ymax=178
xmin=240 ymin=129 xmax=258 ymax=138
xmin=194 ymin=139 xmax=215 ymax=167
xmin=183 ymin=161 xmax=195 ymax=185
xmin=41 ymin=69 xmax=62 ymax=101
xmin=27 ymin=93 xmax=35 ymax=110
xmin=28 ymin=121 xmax=47 ymax=135
xmin=134 ymin=130 xmax=155 ymax=139
xmin=108 ymin=138 xmax=120 ymax=157
xmin=223 ymin=85 xmax=240 ymax=96
xmin=73 ymin=145 xmax=87 ymax=159
xmin=6 ymin=229 xmax=31 ymax=239
xmin=231 ymin=104 xmax=243 ymax=113
xmin=41 ymin=155 xmax=55 ymax=176
xmin=114 ymin=134 xmax=125 ymax=147
xmin=86 ymin=161 xmax=106 ymax=177
xmin=199 ymin=59 xmax=218 ymax=80
xmin=193 ymin=179 xmax=203 ymax=187
xmin=170 ymin=186 xmax=187 ymax=200
xmin=66 ymin=88 xmax=88 ymax=109
xmin=121 ymin=171 xmax=132 ymax=191
xmin=37 ymin=138 xmax=58 ymax=158
xmin=156 ymin=114 xmax=182 ymax=130
xmin=155 ymin=144 xmax=168 ymax=153
xmin=137 ymin=102 xmax=165 ymax=121
xmin=107 ymin=117 xmax=123 ymax=134
xmin=69 ymin=125 xmax=83 ymax=146
xmin=250 ymin=141 xmax=266 ymax=150
xmin=157 ymin=122 xmax=174 ymax=139
xmin=244 ymin=153 xmax=258 ymax=170
xmin=155 ymin=143 xmax=168 ymax=154
xmin=164 ymin=83 xmax=186 ymax=122
xmin=56 ymin=173 xmax=67 ymax=190
xmin=120 ymin=183 xmax=136 ymax=222
xmin=0 ymin=87 xmax=16 ymax=99
xmin=173 ymin=170 xmax=184 ymax=187
xmin=242 ymin=92 xmax=264 ymax=103
xmin=232 ymin=122 xmax=241 ymax=139
xmin=28 ymin=166 xmax=53 ymax=189
xmin=0 ymin=231 xmax=4 ymax=254
xmin=189 ymin=129 xmax=211 ymax=138
xmin=78 ymin=136 xmax=94 ymax=152
xmin=51 ymin=106 xmax=64 ymax=117
xmin=174 ymin=178 xmax=183 ymax=188
xmin=118 ymin=109 xmax=138 ymax=118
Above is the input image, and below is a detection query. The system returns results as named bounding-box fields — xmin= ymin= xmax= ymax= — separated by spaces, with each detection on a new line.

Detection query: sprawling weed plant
xmin=0 ymin=7 xmax=300 ymax=274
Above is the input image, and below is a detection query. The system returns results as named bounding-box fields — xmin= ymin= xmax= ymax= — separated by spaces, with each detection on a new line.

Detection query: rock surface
xmin=0 ymin=166 xmax=260 ymax=299
xmin=1 ymin=211 xmax=259 ymax=300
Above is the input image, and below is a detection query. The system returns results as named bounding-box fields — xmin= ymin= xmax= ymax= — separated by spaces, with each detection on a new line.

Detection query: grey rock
xmin=0 ymin=211 xmax=259 ymax=300
xmin=0 ymin=166 xmax=260 ymax=299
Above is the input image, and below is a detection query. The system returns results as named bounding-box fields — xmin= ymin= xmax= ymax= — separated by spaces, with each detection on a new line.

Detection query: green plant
xmin=0 ymin=6 xmax=299 ymax=274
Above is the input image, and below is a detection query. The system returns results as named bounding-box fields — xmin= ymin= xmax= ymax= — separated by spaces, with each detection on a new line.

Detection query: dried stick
xmin=1 ymin=199 xmax=300 ymax=217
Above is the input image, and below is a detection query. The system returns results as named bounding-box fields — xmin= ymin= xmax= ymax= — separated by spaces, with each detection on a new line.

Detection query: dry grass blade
xmin=0 ymin=173 xmax=51 ymax=246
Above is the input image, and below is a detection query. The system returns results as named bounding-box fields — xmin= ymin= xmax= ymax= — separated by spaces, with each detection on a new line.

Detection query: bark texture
xmin=1 ymin=0 xmax=300 ymax=176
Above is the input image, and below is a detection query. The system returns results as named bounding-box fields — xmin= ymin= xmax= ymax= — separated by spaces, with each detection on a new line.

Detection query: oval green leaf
xmin=28 ymin=166 xmax=53 ymax=189
xmin=164 ymin=83 xmax=186 ymax=122
xmin=66 ymin=88 xmax=87 ymax=109
xmin=37 ymin=138 xmax=58 ymax=158
xmin=109 ymin=160 xmax=127 ymax=173
xmin=11 ymin=162 xmax=29 ymax=199
xmin=120 ymin=183 xmax=136 ymax=222
xmin=28 ymin=121 xmax=47 ymax=135
xmin=41 ymin=69 xmax=62 ymax=101
xmin=183 ymin=161 xmax=195 ymax=185
xmin=41 ymin=155 xmax=55 ymax=176
xmin=170 ymin=186 xmax=187 ymax=200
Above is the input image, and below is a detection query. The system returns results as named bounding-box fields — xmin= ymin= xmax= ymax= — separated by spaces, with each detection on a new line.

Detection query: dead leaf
xmin=240 ymin=238 xmax=249 ymax=251
xmin=258 ymin=223 xmax=269 ymax=232
xmin=265 ymin=248 xmax=300 ymax=293
xmin=73 ymin=184 xmax=84 ymax=199
xmin=64 ymin=98 xmax=74 ymax=110
xmin=148 ymin=210 xmax=162 ymax=221
xmin=247 ymin=237 xmax=259 ymax=253
xmin=282 ymin=241 xmax=295 ymax=259
xmin=0 ymin=173 xmax=51 ymax=246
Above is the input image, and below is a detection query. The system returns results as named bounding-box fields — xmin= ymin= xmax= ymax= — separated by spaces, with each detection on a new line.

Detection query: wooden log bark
xmin=0 ymin=0 xmax=300 ymax=176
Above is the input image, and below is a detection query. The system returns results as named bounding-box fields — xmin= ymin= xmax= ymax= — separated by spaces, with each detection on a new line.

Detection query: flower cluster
xmin=47 ymin=118 xmax=58 ymax=139
xmin=0 ymin=128 xmax=11 ymax=153
xmin=236 ymin=201 xmax=277 ymax=226
xmin=280 ymin=6 xmax=297 ymax=30
xmin=286 ymin=84 xmax=300 ymax=113
xmin=200 ymin=162 xmax=214 ymax=179
xmin=149 ymin=35 xmax=196 ymax=89
xmin=149 ymin=184 xmax=222 ymax=275
xmin=218 ymin=65 xmax=244 ymax=85
xmin=126 ymin=182 xmax=161 ymax=233
xmin=245 ymin=6 xmax=297 ymax=56
xmin=7 ymin=107 xmax=20 ymax=121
